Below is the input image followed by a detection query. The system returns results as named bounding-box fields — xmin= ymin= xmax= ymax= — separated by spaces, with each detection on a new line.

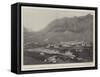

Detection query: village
xmin=24 ymin=41 xmax=93 ymax=64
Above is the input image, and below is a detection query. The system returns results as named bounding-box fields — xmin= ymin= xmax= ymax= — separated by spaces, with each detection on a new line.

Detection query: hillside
xmin=24 ymin=14 xmax=93 ymax=44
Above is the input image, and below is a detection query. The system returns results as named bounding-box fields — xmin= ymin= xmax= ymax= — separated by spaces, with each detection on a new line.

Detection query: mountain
xmin=24 ymin=14 xmax=93 ymax=44
xmin=44 ymin=14 xmax=93 ymax=33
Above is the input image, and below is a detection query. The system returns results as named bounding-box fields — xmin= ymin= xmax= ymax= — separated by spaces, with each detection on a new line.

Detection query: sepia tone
xmin=22 ymin=7 xmax=95 ymax=65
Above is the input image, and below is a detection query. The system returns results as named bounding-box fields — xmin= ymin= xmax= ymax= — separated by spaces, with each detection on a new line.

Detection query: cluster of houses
xmin=25 ymin=41 xmax=92 ymax=50
xmin=45 ymin=41 xmax=92 ymax=49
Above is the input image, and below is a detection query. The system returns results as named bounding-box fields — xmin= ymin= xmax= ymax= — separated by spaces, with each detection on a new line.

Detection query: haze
xmin=22 ymin=6 xmax=94 ymax=32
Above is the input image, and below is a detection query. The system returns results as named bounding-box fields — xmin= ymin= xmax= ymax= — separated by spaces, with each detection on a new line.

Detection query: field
xmin=23 ymin=42 xmax=93 ymax=65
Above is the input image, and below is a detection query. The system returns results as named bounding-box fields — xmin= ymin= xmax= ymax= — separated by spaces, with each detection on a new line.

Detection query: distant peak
xmin=86 ymin=14 xmax=93 ymax=17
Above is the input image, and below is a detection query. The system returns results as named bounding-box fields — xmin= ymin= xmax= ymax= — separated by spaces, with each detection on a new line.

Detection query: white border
xmin=21 ymin=6 xmax=95 ymax=71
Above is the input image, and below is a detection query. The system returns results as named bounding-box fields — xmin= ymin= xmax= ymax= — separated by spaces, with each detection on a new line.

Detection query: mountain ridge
xmin=24 ymin=14 xmax=93 ymax=44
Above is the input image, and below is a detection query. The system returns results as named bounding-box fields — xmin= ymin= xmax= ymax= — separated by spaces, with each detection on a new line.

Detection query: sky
xmin=21 ymin=6 xmax=95 ymax=32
